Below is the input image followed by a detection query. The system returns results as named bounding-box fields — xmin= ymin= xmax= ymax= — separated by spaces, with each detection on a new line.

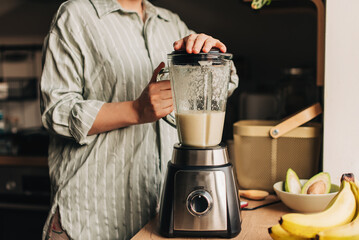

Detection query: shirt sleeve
xmin=40 ymin=32 xmax=105 ymax=145
xmin=228 ymin=61 xmax=239 ymax=97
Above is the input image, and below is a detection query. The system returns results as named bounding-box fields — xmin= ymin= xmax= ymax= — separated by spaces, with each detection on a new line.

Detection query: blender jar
xmin=166 ymin=49 xmax=232 ymax=147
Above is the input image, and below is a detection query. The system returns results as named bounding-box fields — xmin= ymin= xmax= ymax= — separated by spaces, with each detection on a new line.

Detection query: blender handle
xmin=163 ymin=112 xmax=177 ymax=128
xmin=156 ymin=67 xmax=177 ymax=129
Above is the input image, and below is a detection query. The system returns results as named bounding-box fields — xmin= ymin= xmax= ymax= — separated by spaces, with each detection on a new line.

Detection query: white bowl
xmin=273 ymin=179 xmax=340 ymax=213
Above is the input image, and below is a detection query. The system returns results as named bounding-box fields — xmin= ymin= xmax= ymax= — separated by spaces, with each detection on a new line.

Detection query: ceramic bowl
xmin=273 ymin=179 xmax=340 ymax=213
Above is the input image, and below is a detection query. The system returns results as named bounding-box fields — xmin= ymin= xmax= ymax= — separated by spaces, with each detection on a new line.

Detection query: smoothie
xmin=176 ymin=110 xmax=225 ymax=147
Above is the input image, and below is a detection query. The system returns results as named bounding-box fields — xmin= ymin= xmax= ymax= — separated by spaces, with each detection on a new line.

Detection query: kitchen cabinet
xmin=0 ymin=44 xmax=47 ymax=156
xmin=0 ymin=45 xmax=41 ymax=100
xmin=0 ymin=45 xmax=49 ymax=240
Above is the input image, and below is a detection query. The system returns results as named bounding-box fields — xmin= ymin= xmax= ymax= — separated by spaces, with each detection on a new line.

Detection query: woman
xmin=40 ymin=0 xmax=238 ymax=239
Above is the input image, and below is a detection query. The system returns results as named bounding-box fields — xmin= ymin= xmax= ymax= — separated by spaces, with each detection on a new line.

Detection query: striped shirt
xmin=40 ymin=0 xmax=239 ymax=239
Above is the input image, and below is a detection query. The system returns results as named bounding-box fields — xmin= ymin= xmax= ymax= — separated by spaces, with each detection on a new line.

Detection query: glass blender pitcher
xmin=160 ymin=49 xmax=232 ymax=147
xmin=158 ymin=50 xmax=241 ymax=239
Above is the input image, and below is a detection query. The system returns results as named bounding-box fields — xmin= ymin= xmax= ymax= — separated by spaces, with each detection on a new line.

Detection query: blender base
xmin=159 ymin=144 xmax=241 ymax=238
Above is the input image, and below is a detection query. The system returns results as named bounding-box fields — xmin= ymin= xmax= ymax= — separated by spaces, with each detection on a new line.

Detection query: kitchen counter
xmin=132 ymin=195 xmax=292 ymax=240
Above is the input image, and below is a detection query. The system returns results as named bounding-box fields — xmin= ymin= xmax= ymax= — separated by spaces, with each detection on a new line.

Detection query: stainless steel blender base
xmin=174 ymin=170 xmax=227 ymax=231
xmin=159 ymin=144 xmax=241 ymax=238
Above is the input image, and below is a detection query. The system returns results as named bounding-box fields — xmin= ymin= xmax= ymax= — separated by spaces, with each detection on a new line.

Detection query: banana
xmin=280 ymin=178 xmax=356 ymax=238
xmin=268 ymin=224 xmax=308 ymax=240
xmin=316 ymin=182 xmax=359 ymax=240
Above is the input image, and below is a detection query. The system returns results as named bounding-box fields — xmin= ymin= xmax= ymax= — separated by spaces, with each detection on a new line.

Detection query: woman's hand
xmin=88 ymin=62 xmax=172 ymax=135
xmin=173 ymin=33 xmax=226 ymax=54
xmin=133 ymin=62 xmax=174 ymax=124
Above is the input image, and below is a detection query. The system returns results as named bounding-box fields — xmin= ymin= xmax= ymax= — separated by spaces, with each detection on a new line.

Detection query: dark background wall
xmin=0 ymin=0 xmax=317 ymax=86
xmin=153 ymin=0 xmax=317 ymax=88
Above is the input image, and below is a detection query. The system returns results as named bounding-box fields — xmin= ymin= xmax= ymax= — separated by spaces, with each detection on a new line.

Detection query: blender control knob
xmin=186 ymin=189 xmax=213 ymax=216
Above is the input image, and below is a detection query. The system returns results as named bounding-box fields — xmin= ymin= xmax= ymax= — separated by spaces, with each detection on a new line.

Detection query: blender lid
xmin=168 ymin=48 xmax=232 ymax=65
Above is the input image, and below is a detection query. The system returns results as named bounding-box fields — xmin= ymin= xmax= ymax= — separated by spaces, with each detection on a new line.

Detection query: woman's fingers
xmin=156 ymin=80 xmax=171 ymax=90
xmin=173 ymin=38 xmax=185 ymax=51
xmin=184 ymin=34 xmax=197 ymax=53
xmin=203 ymin=37 xmax=226 ymax=53
xmin=174 ymin=34 xmax=227 ymax=53
xmin=214 ymin=40 xmax=227 ymax=53
xmin=192 ymin=34 xmax=210 ymax=54
xmin=161 ymin=98 xmax=173 ymax=109
xmin=160 ymin=89 xmax=172 ymax=100
xmin=135 ymin=70 xmax=173 ymax=123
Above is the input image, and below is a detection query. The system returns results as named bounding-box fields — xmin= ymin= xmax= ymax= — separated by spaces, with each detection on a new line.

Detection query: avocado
xmin=301 ymin=172 xmax=331 ymax=194
xmin=284 ymin=168 xmax=302 ymax=194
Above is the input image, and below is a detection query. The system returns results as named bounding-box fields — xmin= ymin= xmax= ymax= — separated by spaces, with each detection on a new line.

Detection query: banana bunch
xmin=317 ymin=178 xmax=359 ymax=240
xmin=269 ymin=224 xmax=307 ymax=240
xmin=269 ymin=173 xmax=359 ymax=240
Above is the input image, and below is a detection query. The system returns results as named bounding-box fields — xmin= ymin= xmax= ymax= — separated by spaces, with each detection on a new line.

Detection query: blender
xmin=158 ymin=49 xmax=241 ymax=238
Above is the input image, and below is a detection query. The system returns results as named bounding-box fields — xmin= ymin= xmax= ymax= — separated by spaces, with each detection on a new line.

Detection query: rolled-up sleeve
xmin=40 ymin=32 xmax=104 ymax=145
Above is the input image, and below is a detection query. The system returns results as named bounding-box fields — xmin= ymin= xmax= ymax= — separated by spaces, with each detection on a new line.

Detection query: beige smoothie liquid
xmin=175 ymin=110 xmax=226 ymax=147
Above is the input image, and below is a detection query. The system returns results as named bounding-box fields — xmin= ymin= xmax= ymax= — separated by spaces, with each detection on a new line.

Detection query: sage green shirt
xmin=40 ymin=0 xmax=238 ymax=239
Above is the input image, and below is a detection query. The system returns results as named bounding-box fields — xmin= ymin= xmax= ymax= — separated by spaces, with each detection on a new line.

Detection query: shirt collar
xmin=89 ymin=0 xmax=170 ymax=21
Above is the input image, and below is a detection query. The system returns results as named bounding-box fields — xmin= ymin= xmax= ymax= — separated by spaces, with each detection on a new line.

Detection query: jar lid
xmin=168 ymin=48 xmax=232 ymax=65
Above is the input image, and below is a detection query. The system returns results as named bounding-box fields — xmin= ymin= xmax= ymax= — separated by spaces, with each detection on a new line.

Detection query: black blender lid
xmin=168 ymin=48 xmax=232 ymax=65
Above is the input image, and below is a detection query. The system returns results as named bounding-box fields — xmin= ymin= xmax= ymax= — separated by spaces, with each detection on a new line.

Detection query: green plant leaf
xmin=251 ymin=0 xmax=272 ymax=10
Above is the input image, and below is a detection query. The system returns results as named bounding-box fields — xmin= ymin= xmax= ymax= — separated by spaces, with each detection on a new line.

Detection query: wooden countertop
xmin=132 ymin=195 xmax=292 ymax=240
